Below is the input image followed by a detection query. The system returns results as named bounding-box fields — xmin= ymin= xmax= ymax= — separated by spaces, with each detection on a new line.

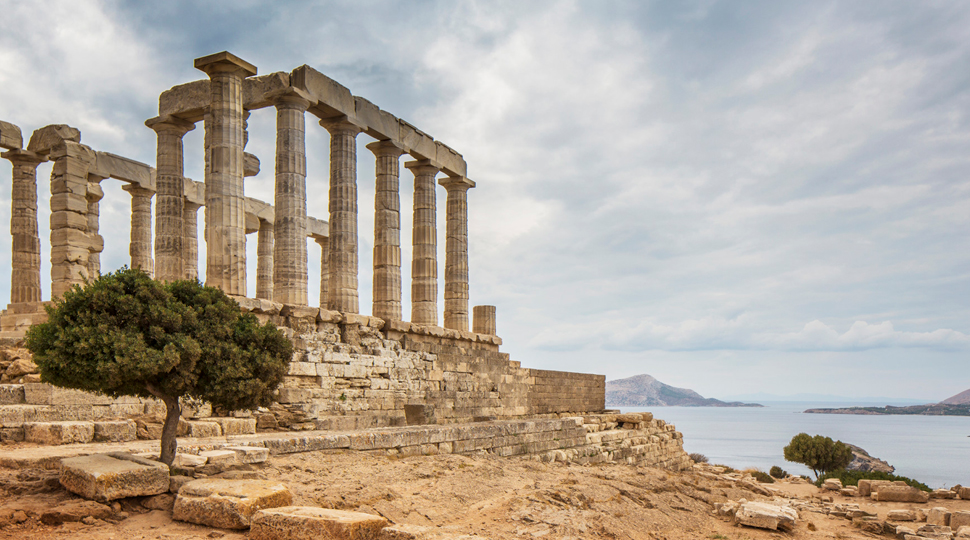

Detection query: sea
xmin=620 ymin=402 xmax=970 ymax=489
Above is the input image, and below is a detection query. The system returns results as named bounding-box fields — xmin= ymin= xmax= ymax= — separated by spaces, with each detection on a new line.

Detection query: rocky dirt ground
xmin=0 ymin=450 xmax=967 ymax=539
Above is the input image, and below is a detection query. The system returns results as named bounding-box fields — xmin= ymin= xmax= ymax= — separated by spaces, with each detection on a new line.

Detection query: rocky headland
xmin=607 ymin=374 xmax=763 ymax=407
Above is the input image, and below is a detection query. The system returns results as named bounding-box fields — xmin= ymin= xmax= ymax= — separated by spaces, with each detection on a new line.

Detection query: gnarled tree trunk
xmin=147 ymin=384 xmax=181 ymax=466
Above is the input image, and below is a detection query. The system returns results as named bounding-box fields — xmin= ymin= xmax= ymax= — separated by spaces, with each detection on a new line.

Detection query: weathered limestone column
xmin=147 ymin=117 xmax=194 ymax=282
xmin=123 ymin=184 xmax=154 ymax=275
xmin=367 ymin=140 xmax=405 ymax=322
xmin=439 ymin=176 xmax=475 ymax=331
xmin=405 ymin=160 xmax=441 ymax=326
xmin=272 ymin=91 xmax=311 ymax=305
xmin=313 ymin=236 xmax=329 ymax=308
xmin=48 ymin=140 xmax=93 ymax=298
xmin=183 ymin=201 xmax=201 ymax=280
xmin=320 ymin=117 xmax=363 ymax=314
xmin=473 ymin=305 xmax=496 ymax=335
xmin=1 ymin=150 xmax=45 ymax=303
xmin=85 ymin=179 xmax=104 ymax=277
xmin=256 ymin=219 xmax=274 ymax=300
xmin=195 ymin=52 xmax=256 ymax=295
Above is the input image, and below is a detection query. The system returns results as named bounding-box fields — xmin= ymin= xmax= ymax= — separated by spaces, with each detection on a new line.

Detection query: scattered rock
xmin=249 ymin=506 xmax=388 ymax=540
xmin=173 ymin=478 xmax=293 ymax=529
xmin=169 ymin=475 xmax=194 ymax=494
xmin=5 ymin=358 xmax=38 ymax=378
xmin=39 ymin=500 xmax=113 ymax=525
xmin=173 ymin=453 xmax=208 ymax=468
xmin=952 ymin=511 xmax=970 ymax=531
xmin=199 ymin=449 xmax=237 ymax=466
xmin=931 ymin=488 xmax=957 ymax=499
xmin=871 ymin=484 xmax=930 ymax=503
xmin=822 ymin=478 xmax=843 ymax=491
xmin=225 ymin=445 xmax=269 ymax=464
xmin=888 ymin=509 xmax=918 ymax=522
xmin=734 ymin=501 xmax=797 ymax=531
xmin=59 ymin=453 xmax=170 ymax=502
xmin=928 ymin=507 xmax=952 ymax=526
xmin=141 ymin=493 xmax=176 ymax=511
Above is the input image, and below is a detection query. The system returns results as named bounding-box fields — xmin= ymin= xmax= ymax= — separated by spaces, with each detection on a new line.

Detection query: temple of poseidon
xmin=0 ymin=52 xmax=689 ymax=470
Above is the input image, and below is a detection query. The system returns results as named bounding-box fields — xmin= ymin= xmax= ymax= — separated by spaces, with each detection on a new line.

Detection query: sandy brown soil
xmin=0 ymin=451 xmax=966 ymax=539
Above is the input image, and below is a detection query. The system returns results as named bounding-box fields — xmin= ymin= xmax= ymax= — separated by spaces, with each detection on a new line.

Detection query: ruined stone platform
xmin=0 ymin=413 xmax=690 ymax=471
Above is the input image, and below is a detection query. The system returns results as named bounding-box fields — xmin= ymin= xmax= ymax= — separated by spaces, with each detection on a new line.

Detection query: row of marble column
xmin=148 ymin=53 xmax=476 ymax=331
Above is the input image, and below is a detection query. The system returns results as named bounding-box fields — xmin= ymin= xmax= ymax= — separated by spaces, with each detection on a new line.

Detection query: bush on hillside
xmin=26 ymin=268 xmax=292 ymax=465
xmin=783 ymin=433 xmax=853 ymax=480
xmin=689 ymin=453 xmax=709 ymax=464
xmin=815 ymin=470 xmax=931 ymax=492
xmin=769 ymin=465 xmax=788 ymax=479
xmin=748 ymin=470 xmax=775 ymax=484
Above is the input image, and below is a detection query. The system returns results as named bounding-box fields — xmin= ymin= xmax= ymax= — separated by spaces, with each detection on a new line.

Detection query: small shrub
xmin=769 ymin=465 xmax=788 ymax=479
xmin=712 ymin=463 xmax=736 ymax=474
xmin=783 ymin=433 xmax=853 ymax=480
xmin=815 ymin=470 xmax=931 ymax=492
xmin=690 ymin=453 xmax=709 ymax=463
xmin=748 ymin=470 xmax=775 ymax=484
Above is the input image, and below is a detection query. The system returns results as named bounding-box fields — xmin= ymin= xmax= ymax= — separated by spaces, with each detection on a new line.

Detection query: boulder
xmin=931 ymin=489 xmax=957 ymax=499
xmin=734 ymin=501 xmax=797 ymax=531
xmin=173 ymin=478 xmax=293 ymax=529
xmin=141 ymin=493 xmax=176 ymax=511
xmin=958 ymin=487 xmax=970 ymax=500
xmin=872 ymin=484 xmax=930 ymax=503
xmin=951 ymin=511 xmax=970 ymax=531
xmin=887 ymin=509 xmax=918 ymax=522
xmin=928 ymin=507 xmax=951 ymax=526
xmin=916 ymin=524 xmax=952 ymax=537
xmin=26 ymin=124 xmax=80 ymax=154
xmin=250 ymin=506 xmax=388 ymax=540
xmin=39 ymin=500 xmax=114 ymax=525
xmin=60 ymin=453 xmax=169 ymax=502
xmin=169 ymin=475 xmax=193 ymax=494
xmin=25 ymin=421 xmax=95 ymax=444
xmin=840 ymin=486 xmax=858 ymax=497
xmin=896 ymin=525 xmax=916 ymax=537
xmin=5 ymin=358 xmax=38 ymax=378
xmin=822 ymin=478 xmax=843 ymax=491
xmin=958 ymin=525 xmax=970 ymax=538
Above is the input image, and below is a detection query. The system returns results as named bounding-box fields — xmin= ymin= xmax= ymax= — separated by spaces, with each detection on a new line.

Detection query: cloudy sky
xmin=0 ymin=0 xmax=967 ymax=401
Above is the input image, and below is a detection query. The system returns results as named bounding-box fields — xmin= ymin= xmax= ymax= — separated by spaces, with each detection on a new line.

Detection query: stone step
xmin=250 ymin=506 xmax=388 ymax=540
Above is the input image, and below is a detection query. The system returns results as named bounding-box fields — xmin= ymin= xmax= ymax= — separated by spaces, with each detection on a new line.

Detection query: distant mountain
xmin=606 ymin=374 xmax=762 ymax=407
xmin=941 ymin=388 xmax=970 ymax=405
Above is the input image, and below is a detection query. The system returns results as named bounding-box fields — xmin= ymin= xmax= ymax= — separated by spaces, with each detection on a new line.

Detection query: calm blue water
xmin=621 ymin=402 xmax=970 ymax=489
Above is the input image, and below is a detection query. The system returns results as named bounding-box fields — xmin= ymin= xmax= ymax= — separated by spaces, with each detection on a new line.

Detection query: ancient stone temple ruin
xmin=0 ymin=52 xmax=689 ymax=469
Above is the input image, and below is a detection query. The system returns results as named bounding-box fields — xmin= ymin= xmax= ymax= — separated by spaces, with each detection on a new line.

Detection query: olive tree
xmin=26 ymin=268 xmax=292 ymax=465
xmin=783 ymin=433 xmax=854 ymax=480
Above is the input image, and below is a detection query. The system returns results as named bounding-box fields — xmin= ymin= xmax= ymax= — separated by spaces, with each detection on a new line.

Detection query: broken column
xmin=123 ymin=184 xmax=154 ymax=275
xmin=147 ymin=117 xmax=194 ymax=282
xmin=367 ymin=140 xmax=405 ymax=322
xmin=1 ymin=146 xmax=45 ymax=304
xmin=256 ymin=218 xmax=274 ymax=300
xmin=183 ymin=201 xmax=201 ymax=281
xmin=320 ymin=117 xmax=363 ymax=314
xmin=440 ymin=175 xmax=475 ymax=331
xmin=195 ymin=51 xmax=256 ymax=296
xmin=272 ymin=91 xmax=311 ymax=305
xmin=405 ymin=160 xmax=440 ymax=326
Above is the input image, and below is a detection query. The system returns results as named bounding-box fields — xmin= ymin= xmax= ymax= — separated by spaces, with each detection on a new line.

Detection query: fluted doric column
xmin=2 ymin=150 xmax=45 ymax=304
xmin=313 ymin=236 xmax=329 ymax=309
xmin=405 ymin=159 xmax=441 ymax=326
xmin=147 ymin=117 xmax=194 ymax=282
xmin=367 ymin=140 xmax=405 ymax=322
xmin=320 ymin=117 xmax=363 ymax=314
xmin=183 ymin=201 xmax=201 ymax=281
xmin=123 ymin=184 xmax=154 ymax=275
xmin=195 ymin=52 xmax=256 ymax=296
xmin=272 ymin=91 xmax=311 ymax=305
xmin=440 ymin=176 xmax=475 ymax=331
xmin=256 ymin=218 xmax=274 ymax=300
xmin=85 ymin=180 xmax=104 ymax=277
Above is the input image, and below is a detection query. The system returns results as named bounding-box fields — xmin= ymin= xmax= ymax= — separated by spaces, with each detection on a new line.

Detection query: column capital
xmin=194 ymin=51 xmax=257 ymax=78
xmin=405 ymin=159 xmax=441 ymax=177
xmin=439 ymin=175 xmax=476 ymax=191
xmin=1 ymin=149 xmax=46 ymax=166
xmin=366 ymin=139 xmax=406 ymax=158
xmin=319 ymin=115 xmax=365 ymax=136
xmin=268 ymin=88 xmax=312 ymax=111
xmin=122 ymin=183 xmax=154 ymax=196
xmin=145 ymin=115 xmax=196 ymax=135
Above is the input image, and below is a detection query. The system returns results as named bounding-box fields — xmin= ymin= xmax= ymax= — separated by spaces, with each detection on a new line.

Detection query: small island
xmin=804 ymin=403 xmax=970 ymax=416
xmin=607 ymin=374 xmax=763 ymax=407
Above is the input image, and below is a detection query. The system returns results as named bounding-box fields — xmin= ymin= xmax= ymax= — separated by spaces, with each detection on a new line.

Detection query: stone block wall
xmin=529 ymin=369 xmax=606 ymax=414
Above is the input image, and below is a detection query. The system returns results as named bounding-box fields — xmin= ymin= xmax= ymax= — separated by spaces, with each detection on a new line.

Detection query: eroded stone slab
xmin=60 ymin=453 xmax=169 ymax=502
xmin=93 ymin=420 xmax=136 ymax=442
xmin=225 ymin=445 xmax=269 ymax=463
xmin=173 ymin=478 xmax=292 ymax=529
xmin=250 ymin=506 xmax=387 ymax=540
xmin=25 ymin=421 xmax=94 ymax=444
xmin=734 ymin=501 xmax=797 ymax=532
xmin=872 ymin=485 xmax=930 ymax=503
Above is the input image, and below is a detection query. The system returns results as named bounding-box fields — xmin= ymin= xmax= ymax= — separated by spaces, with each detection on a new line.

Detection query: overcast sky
xmin=0 ymin=0 xmax=967 ymax=401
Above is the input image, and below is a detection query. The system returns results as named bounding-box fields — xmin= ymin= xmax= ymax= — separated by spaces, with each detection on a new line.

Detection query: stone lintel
xmin=439 ymin=175 xmax=476 ymax=190
xmin=92 ymin=152 xmax=154 ymax=191
xmin=194 ymin=51 xmax=257 ymax=77
xmin=183 ymin=178 xmax=204 ymax=206
xmin=0 ymin=120 xmax=23 ymax=150
xmin=290 ymin=65 xmax=355 ymax=120
xmin=399 ymin=120 xmax=436 ymax=161
xmin=307 ymin=216 xmax=328 ymax=239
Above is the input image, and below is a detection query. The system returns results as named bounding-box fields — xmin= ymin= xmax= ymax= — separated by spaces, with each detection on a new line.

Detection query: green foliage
xmin=769 ymin=465 xmax=788 ymax=479
xmin=26 ymin=269 xmax=292 ymax=463
xmin=783 ymin=433 xmax=854 ymax=480
xmin=749 ymin=470 xmax=775 ymax=484
xmin=689 ymin=452 xmax=708 ymax=463
xmin=712 ymin=464 xmax=736 ymax=474
xmin=815 ymin=470 xmax=931 ymax=492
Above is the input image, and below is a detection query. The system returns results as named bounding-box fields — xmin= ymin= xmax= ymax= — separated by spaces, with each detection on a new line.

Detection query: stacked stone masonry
xmin=0 ymin=52 xmax=619 ymax=451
